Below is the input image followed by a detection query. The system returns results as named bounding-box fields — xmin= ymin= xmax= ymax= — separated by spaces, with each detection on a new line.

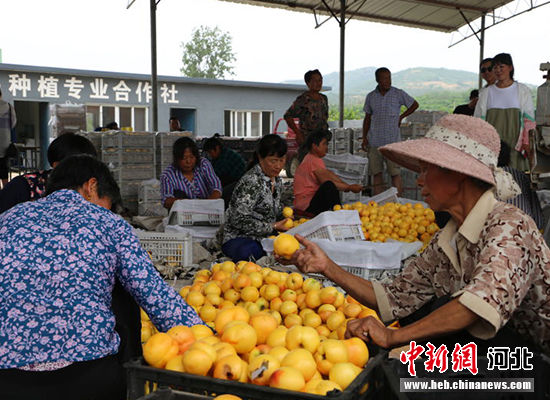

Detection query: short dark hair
xmin=47 ymin=133 xmax=98 ymax=166
xmin=304 ymin=69 xmax=322 ymax=84
xmin=492 ymin=53 xmax=514 ymax=79
xmin=203 ymin=136 xmax=223 ymax=152
xmin=306 ymin=129 xmax=332 ymax=151
xmin=498 ymin=140 xmax=511 ymax=167
xmin=45 ymin=154 xmax=121 ymax=207
xmin=257 ymin=134 xmax=287 ymax=159
xmin=480 ymin=58 xmax=493 ymax=67
xmin=173 ymin=137 xmax=200 ymax=165
xmin=105 ymin=122 xmax=119 ymax=130
xmin=375 ymin=67 xmax=391 ymax=82
xmin=248 ymin=134 xmax=287 ymax=169
xmin=169 ymin=116 xmax=178 ymax=121
xmin=469 ymin=89 xmax=479 ymax=100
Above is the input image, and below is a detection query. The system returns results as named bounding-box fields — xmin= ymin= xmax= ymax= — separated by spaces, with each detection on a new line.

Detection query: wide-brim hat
xmin=379 ymin=114 xmax=521 ymax=199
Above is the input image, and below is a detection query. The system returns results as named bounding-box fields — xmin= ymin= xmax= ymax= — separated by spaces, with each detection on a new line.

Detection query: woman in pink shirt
xmin=293 ymin=130 xmax=363 ymax=215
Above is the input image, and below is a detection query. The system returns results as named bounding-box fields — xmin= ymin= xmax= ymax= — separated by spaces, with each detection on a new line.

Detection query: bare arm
xmin=361 ymin=114 xmax=371 ymax=151
xmin=290 ymin=235 xmax=378 ymax=309
xmin=313 ymin=168 xmax=362 ymax=193
xmin=399 ymin=100 xmax=419 ymax=126
xmin=284 ymin=117 xmax=304 ymax=145
xmin=208 ymin=190 xmax=222 ymax=199
xmin=346 ymin=297 xmax=479 ymax=349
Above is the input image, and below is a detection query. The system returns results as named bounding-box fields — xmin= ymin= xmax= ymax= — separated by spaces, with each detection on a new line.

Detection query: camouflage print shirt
xmin=223 ymin=164 xmax=283 ymax=243
xmin=372 ymin=190 xmax=550 ymax=355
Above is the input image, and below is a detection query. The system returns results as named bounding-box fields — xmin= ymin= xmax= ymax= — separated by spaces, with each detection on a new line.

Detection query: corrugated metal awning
xmin=218 ymin=0 xmax=510 ymax=33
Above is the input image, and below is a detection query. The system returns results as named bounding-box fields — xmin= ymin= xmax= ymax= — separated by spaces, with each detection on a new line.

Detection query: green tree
xmin=328 ymin=104 xmax=365 ymax=121
xmin=180 ymin=26 xmax=236 ymax=79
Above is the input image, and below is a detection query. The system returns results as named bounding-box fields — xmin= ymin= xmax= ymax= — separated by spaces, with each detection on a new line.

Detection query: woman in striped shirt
xmin=160 ymin=137 xmax=222 ymax=210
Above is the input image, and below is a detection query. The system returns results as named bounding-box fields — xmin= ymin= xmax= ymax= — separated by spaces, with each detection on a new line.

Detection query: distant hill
xmin=284 ymin=66 xmax=537 ymax=113
xmin=285 ymin=66 xmax=479 ymax=106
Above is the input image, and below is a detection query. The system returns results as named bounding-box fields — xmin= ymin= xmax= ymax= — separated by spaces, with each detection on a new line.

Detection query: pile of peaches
xmin=140 ymin=260 xmax=378 ymax=395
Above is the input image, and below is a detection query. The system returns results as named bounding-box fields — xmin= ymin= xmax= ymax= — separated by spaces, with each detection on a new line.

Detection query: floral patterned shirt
xmin=223 ymin=164 xmax=283 ymax=243
xmin=284 ymin=92 xmax=329 ymax=138
xmin=0 ymin=189 xmax=202 ymax=369
xmin=372 ymin=190 xmax=550 ymax=354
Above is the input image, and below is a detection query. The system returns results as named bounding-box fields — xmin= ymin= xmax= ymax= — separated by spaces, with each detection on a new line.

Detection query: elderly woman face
xmin=259 ymin=154 xmax=286 ymax=178
xmin=417 ymin=161 xmax=463 ymax=211
xmin=177 ymin=148 xmax=197 ymax=174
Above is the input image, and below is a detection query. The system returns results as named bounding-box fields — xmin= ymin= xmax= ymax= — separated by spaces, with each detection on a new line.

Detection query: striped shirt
xmin=502 ymin=166 xmax=544 ymax=229
xmin=160 ymin=158 xmax=222 ymax=203
xmin=363 ymin=86 xmax=415 ymax=148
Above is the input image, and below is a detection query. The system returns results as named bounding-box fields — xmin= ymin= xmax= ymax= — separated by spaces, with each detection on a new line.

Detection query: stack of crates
xmin=402 ymin=110 xmax=447 ymax=141
xmin=404 ymin=110 xmax=447 ymax=125
xmin=49 ymin=104 xmax=87 ymax=137
xmin=77 ymin=131 xmax=102 ymax=154
xmin=323 ymin=153 xmax=369 ymax=203
xmin=330 ymin=128 xmax=353 ymax=155
xmin=138 ymin=180 xmax=166 ymax=217
xmin=351 ymin=128 xmax=368 ymax=157
xmin=101 ymin=131 xmax=156 ymax=213
xmin=156 ymin=131 xmax=193 ymax=180
xmin=327 ymin=137 xmax=334 ymax=155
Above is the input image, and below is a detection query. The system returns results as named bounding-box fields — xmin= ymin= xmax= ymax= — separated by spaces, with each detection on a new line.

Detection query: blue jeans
xmin=222 ymin=238 xmax=265 ymax=263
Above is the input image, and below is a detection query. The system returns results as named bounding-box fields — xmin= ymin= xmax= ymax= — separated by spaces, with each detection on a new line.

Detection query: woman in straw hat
xmin=288 ymin=114 xmax=550 ymax=355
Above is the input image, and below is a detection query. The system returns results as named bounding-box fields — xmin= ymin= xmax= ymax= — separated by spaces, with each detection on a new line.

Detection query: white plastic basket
xmin=167 ymin=199 xmax=224 ymax=226
xmin=136 ymin=231 xmax=192 ymax=267
xmin=287 ymin=210 xmax=364 ymax=241
xmin=323 ymin=153 xmax=368 ymax=176
xmin=363 ymin=187 xmax=399 ymax=205
xmin=342 ymin=265 xmax=401 ymax=282
xmin=341 ymin=191 xmax=363 ymax=204
xmin=329 ymin=169 xmax=364 ymax=186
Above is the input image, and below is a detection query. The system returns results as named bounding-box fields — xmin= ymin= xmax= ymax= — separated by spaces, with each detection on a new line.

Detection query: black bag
xmin=5 ymin=104 xmax=18 ymax=158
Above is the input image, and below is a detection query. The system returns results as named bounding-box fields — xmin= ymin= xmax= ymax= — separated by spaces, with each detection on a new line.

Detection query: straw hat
xmin=379 ymin=114 xmax=520 ymax=200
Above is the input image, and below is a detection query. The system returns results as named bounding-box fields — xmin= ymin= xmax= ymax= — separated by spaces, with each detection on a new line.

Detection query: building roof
xmin=219 ymin=0 xmax=523 ymax=33
xmin=0 ymin=63 xmax=309 ymax=92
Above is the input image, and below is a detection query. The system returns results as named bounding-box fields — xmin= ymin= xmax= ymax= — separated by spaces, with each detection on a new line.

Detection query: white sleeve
xmin=474 ymin=87 xmax=488 ymax=119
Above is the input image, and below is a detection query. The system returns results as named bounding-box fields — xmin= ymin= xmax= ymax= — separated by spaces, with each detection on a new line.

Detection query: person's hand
xmin=348 ymin=184 xmax=363 ymax=193
xmin=345 ymin=317 xmax=394 ymax=349
xmin=361 ymin=137 xmax=368 ymax=152
xmin=285 ymin=234 xmax=332 ymax=275
xmin=273 ymin=218 xmax=292 ymax=232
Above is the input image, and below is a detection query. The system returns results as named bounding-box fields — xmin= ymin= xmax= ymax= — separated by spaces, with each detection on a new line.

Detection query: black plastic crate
xmin=126 ymin=348 xmax=386 ymax=400
xmin=378 ymin=353 xmax=550 ymax=400
xmin=137 ymin=387 xmax=211 ymax=400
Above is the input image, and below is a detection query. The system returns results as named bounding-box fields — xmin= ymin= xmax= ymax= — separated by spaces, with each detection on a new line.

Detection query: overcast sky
xmin=1 ymin=0 xmax=548 ymax=86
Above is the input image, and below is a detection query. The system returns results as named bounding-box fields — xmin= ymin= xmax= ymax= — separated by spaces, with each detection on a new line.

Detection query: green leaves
xmin=180 ymin=25 xmax=236 ymax=79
